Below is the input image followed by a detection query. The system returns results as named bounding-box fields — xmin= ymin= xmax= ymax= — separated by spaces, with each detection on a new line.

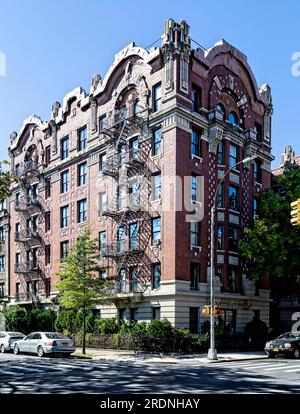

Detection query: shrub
xmin=94 ymin=318 xmax=118 ymax=334
xmin=119 ymin=321 xmax=147 ymax=336
xmin=3 ymin=305 xmax=28 ymax=333
xmin=54 ymin=310 xmax=77 ymax=335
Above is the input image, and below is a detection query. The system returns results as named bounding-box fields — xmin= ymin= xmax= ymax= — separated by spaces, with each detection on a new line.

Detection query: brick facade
xmin=6 ymin=19 xmax=274 ymax=333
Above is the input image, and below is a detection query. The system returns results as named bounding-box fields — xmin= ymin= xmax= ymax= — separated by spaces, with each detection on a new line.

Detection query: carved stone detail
xmin=208 ymin=125 xmax=223 ymax=154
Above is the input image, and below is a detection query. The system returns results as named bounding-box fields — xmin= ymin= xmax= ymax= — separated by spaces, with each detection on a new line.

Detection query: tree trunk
xmin=82 ymin=307 xmax=86 ymax=355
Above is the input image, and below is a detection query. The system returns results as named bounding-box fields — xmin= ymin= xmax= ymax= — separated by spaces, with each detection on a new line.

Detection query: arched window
xmin=133 ymin=99 xmax=141 ymax=116
xmin=216 ymin=103 xmax=225 ymax=121
xmin=229 ymin=111 xmax=238 ymax=126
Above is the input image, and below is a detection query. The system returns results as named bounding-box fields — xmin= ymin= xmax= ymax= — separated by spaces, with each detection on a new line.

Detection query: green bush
xmin=3 ymin=305 xmax=28 ymax=333
xmin=94 ymin=318 xmax=118 ymax=334
xmin=119 ymin=321 xmax=147 ymax=336
xmin=54 ymin=310 xmax=77 ymax=335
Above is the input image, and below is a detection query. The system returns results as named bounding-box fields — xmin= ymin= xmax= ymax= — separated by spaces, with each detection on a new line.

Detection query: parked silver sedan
xmin=0 ymin=331 xmax=25 ymax=353
xmin=13 ymin=332 xmax=76 ymax=357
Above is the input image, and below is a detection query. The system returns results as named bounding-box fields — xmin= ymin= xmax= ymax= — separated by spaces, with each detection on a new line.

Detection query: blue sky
xmin=0 ymin=0 xmax=299 ymax=167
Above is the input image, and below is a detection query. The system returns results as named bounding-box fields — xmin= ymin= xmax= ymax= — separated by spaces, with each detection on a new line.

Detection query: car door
xmin=21 ymin=333 xmax=34 ymax=352
xmin=28 ymin=333 xmax=42 ymax=353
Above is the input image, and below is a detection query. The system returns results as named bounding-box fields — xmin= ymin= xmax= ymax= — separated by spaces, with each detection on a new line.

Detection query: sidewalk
xmin=73 ymin=348 xmax=267 ymax=364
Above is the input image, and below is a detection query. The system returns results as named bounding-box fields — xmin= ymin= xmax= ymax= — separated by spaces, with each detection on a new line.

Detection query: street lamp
xmin=208 ymin=154 xmax=257 ymax=360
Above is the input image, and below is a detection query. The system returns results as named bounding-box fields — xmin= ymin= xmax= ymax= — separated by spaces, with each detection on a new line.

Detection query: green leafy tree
xmin=239 ymin=165 xmax=300 ymax=283
xmin=56 ymin=227 xmax=113 ymax=354
xmin=3 ymin=305 xmax=28 ymax=333
xmin=0 ymin=160 xmax=17 ymax=202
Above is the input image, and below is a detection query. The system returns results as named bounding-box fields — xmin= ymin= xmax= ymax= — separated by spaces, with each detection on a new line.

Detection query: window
xmin=78 ymin=126 xmax=87 ymax=151
xmin=216 ymin=103 xmax=225 ymax=121
xmin=60 ymin=205 xmax=69 ymax=228
xmin=153 ymin=83 xmax=162 ymax=112
xmin=16 ymin=283 xmax=20 ymax=300
xmin=61 ymin=136 xmax=69 ymax=160
xmin=229 ymin=186 xmax=239 ymax=210
xmin=15 ymin=223 xmax=20 ymax=240
xmin=99 ymin=231 xmax=106 ymax=256
xmin=60 ymin=170 xmax=69 ymax=193
xmin=224 ymin=309 xmax=236 ymax=334
xmin=129 ymin=223 xmax=138 ymax=250
xmin=60 ymin=241 xmax=69 ymax=259
xmin=191 ymin=130 xmax=202 ymax=157
xmin=45 ymin=212 xmax=51 ymax=232
xmin=0 ymin=199 xmax=6 ymax=211
xmin=152 ymin=263 xmax=161 ymax=289
xmin=229 ymin=111 xmax=238 ymax=125
xmin=133 ymin=99 xmax=141 ymax=116
xmin=253 ymin=160 xmax=262 ymax=184
xmin=255 ymin=123 xmax=263 ymax=142
xmin=216 ymin=267 xmax=223 ymax=286
xmin=151 ymin=217 xmax=161 ymax=245
xmin=130 ymin=308 xmax=138 ymax=322
xmin=45 ymin=178 xmax=51 ymax=199
xmin=192 ymin=84 xmax=202 ymax=113
xmin=0 ymin=255 xmax=5 ymax=272
xmin=99 ymin=192 xmax=107 ymax=214
xmin=77 ymin=199 xmax=87 ymax=223
xmin=99 ymin=115 xmax=106 ymax=132
xmin=45 ymin=145 xmax=51 ymax=166
xmin=99 ymin=270 xmax=107 ymax=280
xmin=217 ymin=141 xmax=225 ymax=165
xmin=152 ymin=128 xmax=162 ymax=156
xmin=191 ymin=175 xmax=199 ymax=202
xmin=118 ymin=227 xmax=126 ymax=253
xmin=217 ymin=224 xmax=224 ymax=250
xmin=0 ymin=283 xmax=4 ymax=296
xmin=130 ymin=137 xmax=139 ymax=160
xmin=253 ymin=197 xmax=258 ymax=221
xmin=78 ymin=162 xmax=87 ymax=186
xmin=152 ymin=173 xmax=161 ymax=201
xmin=119 ymin=268 xmax=127 ymax=292
xmin=0 ymin=227 xmax=5 ymax=241
xmin=130 ymin=267 xmax=138 ymax=292
xmin=189 ymin=307 xmax=199 ymax=334
xmin=228 ymin=269 xmax=237 ymax=293
xmin=152 ymin=307 xmax=161 ymax=321
xmin=45 ymin=245 xmax=51 ymax=265
xmin=190 ymin=263 xmax=200 ymax=290
xmin=229 ymin=226 xmax=238 ymax=251
xmin=190 ymin=221 xmax=200 ymax=247
xmin=119 ymin=308 xmax=127 ymax=321
xmin=229 ymin=144 xmax=239 ymax=169
xmin=99 ymin=153 xmax=106 ymax=171
xmin=217 ymin=183 xmax=224 ymax=208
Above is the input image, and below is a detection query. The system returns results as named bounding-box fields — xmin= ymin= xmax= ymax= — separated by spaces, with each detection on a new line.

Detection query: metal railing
xmin=15 ymin=227 xmax=42 ymax=242
xmin=12 ymin=160 xmax=38 ymax=177
xmin=15 ymin=195 xmax=40 ymax=211
xmin=15 ymin=260 xmax=40 ymax=273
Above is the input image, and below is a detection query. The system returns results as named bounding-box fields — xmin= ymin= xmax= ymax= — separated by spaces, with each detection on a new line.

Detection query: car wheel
xmin=14 ymin=345 xmax=20 ymax=355
xmin=37 ymin=346 xmax=45 ymax=357
xmin=268 ymin=353 xmax=275 ymax=358
xmin=293 ymin=348 xmax=300 ymax=359
xmin=0 ymin=344 xmax=5 ymax=353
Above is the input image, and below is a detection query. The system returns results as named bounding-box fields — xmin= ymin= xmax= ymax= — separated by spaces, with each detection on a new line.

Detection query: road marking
xmin=262 ymin=364 xmax=295 ymax=371
xmin=216 ymin=362 xmax=277 ymax=369
xmin=11 ymin=365 xmax=46 ymax=373
xmin=284 ymin=367 xmax=300 ymax=373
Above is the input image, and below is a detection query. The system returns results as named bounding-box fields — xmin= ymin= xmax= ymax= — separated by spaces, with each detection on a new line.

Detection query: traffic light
xmin=200 ymin=305 xmax=221 ymax=317
xmin=200 ymin=306 xmax=210 ymax=317
xmin=213 ymin=306 xmax=221 ymax=316
xmin=290 ymin=199 xmax=300 ymax=226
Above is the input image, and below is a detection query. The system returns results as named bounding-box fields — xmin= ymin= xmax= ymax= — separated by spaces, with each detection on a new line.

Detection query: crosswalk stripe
xmin=262 ymin=364 xmax=296 ymax=371
xmin=284 ymin=367 xmax=300 ymax=373
xmin=216 ymin=362 xmax=275 ymax=369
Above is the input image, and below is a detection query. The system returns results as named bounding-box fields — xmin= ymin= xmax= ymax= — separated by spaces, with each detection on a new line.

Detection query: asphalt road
xmin=0 ymin=353 xmax=300 ymax=394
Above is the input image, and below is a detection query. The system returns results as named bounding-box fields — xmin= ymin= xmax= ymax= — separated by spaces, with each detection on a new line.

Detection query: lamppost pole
xmin=207 ymin=154 xmax=257 ymax=361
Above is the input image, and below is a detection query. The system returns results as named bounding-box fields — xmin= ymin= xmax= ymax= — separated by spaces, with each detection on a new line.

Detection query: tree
xmin=56 ymin=227 xmax=112 ymax=354
xmin=0 ymin=160 xmax=17 ymax=202
xmin=239 ymin=165 xmax=300 ymax=283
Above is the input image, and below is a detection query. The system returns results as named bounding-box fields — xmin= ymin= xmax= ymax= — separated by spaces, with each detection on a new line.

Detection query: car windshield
xmin=45 ymin=333 xmax=68 ymax=339
xmin=278 ymin=333 xmax=300 ymax=340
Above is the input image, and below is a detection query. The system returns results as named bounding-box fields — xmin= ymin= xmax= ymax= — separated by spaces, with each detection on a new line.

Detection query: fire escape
xmin=13 ymin=159 xmax=49 ymax=304
xmin=99 ymin=107 xmax=161 ymax=300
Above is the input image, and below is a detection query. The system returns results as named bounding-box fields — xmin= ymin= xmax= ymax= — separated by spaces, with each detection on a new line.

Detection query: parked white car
xmin=14 ymin=332 xmax=76 ymax=357
xmin=0 ymin=331 xmax=25 ymax=353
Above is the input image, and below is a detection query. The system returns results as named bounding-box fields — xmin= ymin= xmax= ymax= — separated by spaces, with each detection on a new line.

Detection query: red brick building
xmin=7 ymin=19 xmax=274 ymax=333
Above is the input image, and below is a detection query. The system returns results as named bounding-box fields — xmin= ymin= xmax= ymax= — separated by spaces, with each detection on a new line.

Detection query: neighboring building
xmin=271 ymin=145 xmax=300 ymax=327
xmin=0 ymin=198 xmax=9 ymax=302
xmin=7 ymin=19 xmax=274 ymax=333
